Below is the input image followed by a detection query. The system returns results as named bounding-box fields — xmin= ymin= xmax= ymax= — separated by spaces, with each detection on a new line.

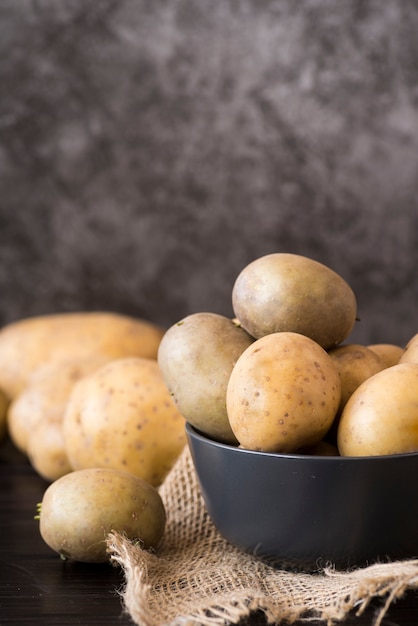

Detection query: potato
xmin=157 ymin=312 xmax=254 ymax=444
xmin=7 ymin=356 xmax=110 ymax=454
xmin=337 ymin=363 xmax=418 ymax=456
xmin=328 ymin=344 xmax=385 ymax=414
xmin=27 ymin=417 xmax=73 ymax=482
xmin=226 ymin=332 xmax=341 ymax=452
xmin=0 ymin=387 xmax=9 ymax=443
xmin=302 ymin=440 xmax=340 ymax=457
xmin=367 ymin=343 xmax=404 ymax=368
xmin=38 ymin=467 xmax=166 ymax=563
xmin=232 ymin=253 xmax=357 ymax=349
xmin=0 ymin=312 xmax=165 ymax=398
xmin=399 ymin=333 xmax=418 ymax=364
xmin=63 ymin=357 xmax=186 ymax=486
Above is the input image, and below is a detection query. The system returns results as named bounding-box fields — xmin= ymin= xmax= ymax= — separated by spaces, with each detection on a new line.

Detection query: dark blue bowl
xmin=186 ymin=423 xmax=418 ymax=571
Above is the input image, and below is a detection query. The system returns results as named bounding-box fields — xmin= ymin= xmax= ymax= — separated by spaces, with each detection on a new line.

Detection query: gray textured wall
xmin=1 ymin=0 xmax=417 ymax=346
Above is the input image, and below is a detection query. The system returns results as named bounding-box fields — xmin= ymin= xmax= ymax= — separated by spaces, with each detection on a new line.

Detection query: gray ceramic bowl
xmin=186 ymin=423 xmax=418 ymax=571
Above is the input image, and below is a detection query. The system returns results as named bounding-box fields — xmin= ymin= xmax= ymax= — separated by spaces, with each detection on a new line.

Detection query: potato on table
xmin=27 ymin=416 xmax=73 ymax=482
xmin=63 ymin=357 xmax=186 ymax=486
xmin=7 ymin=356 xmax=110 ymax=455
xmin=0 ymin=312 xmax=165 ymax=398
xmin=38 ymin=467 xmax=166 ymax=563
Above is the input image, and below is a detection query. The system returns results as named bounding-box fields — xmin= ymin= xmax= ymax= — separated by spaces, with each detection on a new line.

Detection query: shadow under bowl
xmin=186 ymin=423 xmax=418 ymax=572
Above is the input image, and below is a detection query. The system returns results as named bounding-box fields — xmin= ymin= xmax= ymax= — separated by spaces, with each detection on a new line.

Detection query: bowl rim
xmin=185 ymin=422 xmax=418 ymax=462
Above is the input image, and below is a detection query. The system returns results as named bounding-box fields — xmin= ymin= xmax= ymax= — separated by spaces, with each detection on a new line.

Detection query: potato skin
xmin=399 ymin=333 xmax=418 ymax=365
xmin=232 ymin=253 xmax=357 ymax=349
xmin=63 ymin=357 xmax=186 ymax=486
xmin=226 ymin=332 xmax=341 ymax=453
xmin=39 ymin=468 xmax=166 ymax=563
xmin=337 ymin=363 xmax=418 ymax=456
xmin=328 ymin=344 xmax=385 ymax=414
xmin=27 ymin=417 xmax=73 ymax=482
xmin=7 ymin=356 xmax=110 ymax=455
xmin=0 ymin=312 xmax=165 ymax=398
xmin=0 ymin=388 xmax=9 ymax=443
xmin=367 ymin=343 xmax=403 ymax=368
xmin=157 ymin=312 xmax=254 ymax=444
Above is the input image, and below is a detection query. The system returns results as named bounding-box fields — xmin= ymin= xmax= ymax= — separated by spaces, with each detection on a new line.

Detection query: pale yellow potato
xmin=0 ymin=387 xmax=9 ymax=443
xmin=226 ymin=332 xmax=341 ymax=453
xmin=367 ymin=343 xmax=404 ymax=368
xmin=39 ymin=467 xmax=166 ymax=563
xmin=337 ymin=363 xmax=418 ymax=456
xmin=399 ymin=333 xmax=418 ymax=364
xmin=63 ymin=357 xmax=186 ymax=486
xmin=0 ymin=312 xmax=165 ymax=398
xmin=328 ymin=344 xmax=385 ymax=414
xmin=7 ymin=356 xmax=110 ymax=454
xmin=27 ymin=416 xmax=73 ymax=482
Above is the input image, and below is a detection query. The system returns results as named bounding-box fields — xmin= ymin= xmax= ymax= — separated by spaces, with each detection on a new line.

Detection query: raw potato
xmin=63 ymin=357 xmax=186 ymax=486
xmin=302 ymin=440 xmax=340 ymax=457
xmin=232 ymin=253 xmax=357 ymax=349
xmin=7 ymin=356 xmax=110 ymax=455
xmin=27 ymin=417 xmax=73 ymax=482
xmin=399 ymin=333 xmax=418 ymax=364
xmin=226 ymin=332 xmax=342 ymax=453
xmin=328 ymin=344 xmax=385 ymax=414
xmin=367 ymin=343 xmax=404 ymax=368
xmin=337 ymin=363 xmax=418 ymax=456
xmin=0 ymin=312 xmax=165 ymax=398
xmin=0 ymin=388 xmax=9 ymax=443
xmin=157 ymin=312 xmax=254 ymax=444
xmin=39 ymin=467 xmax=166 ymax=563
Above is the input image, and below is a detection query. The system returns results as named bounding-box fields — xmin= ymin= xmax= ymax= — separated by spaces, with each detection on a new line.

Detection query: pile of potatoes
xmin=0 ymin=311 xmax=186 ymax=484
xmin=1 ymin=254 xmax=417 ymax=563
xmin=158 ymin=253 xmax=418 ymax=458
xmin=0 ymin=311 xmax=188 ymax=562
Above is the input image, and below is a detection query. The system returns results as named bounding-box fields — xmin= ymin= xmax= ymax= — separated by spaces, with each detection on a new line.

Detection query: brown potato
xmin=226 ymin=332 xmax=341 ymax=453
xmin=337 ymin=363 xmax=418 ymax=456
xmin=7 ymin=356 xmax=110 ymax=455
xmin=38 ymin=467 xmax=166 ymax=563
xmin=328 ymin=344 xmax=386 ymax=414
xmin=157 ymin=312 xmax=254 ymax=444
xmin=27 ymin=417 xmax=73 ymax=482
xmin=0 ymin=312 xmax=165 ymax=398
xmin=232 ymin=253 xmax=357 ymax=349
xmin=63 ymin=357 xmax=186 ymax=486
xmin=367 ymin=343 xmax=404 ymax=368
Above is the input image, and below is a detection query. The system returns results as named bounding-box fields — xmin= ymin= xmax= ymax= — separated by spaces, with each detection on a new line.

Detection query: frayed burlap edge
xmin=107 ymin=446 xmax=418 ymax=626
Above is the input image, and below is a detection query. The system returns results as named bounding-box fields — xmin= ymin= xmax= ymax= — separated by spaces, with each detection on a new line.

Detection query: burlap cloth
xmin=107 ymin=447 xmax=418 ymax=626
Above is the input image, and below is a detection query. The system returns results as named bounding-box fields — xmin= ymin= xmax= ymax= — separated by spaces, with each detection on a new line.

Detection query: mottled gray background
xmin=1 ymin=0 xmax=417 ymax=345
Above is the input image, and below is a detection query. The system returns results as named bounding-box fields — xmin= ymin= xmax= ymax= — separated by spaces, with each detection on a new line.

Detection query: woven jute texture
xmin=108 ymin=446 xmax=418 ymax=626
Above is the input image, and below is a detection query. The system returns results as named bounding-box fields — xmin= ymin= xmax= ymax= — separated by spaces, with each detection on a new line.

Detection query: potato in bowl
xmin=186 ymin=423 xmax=418 ymax=571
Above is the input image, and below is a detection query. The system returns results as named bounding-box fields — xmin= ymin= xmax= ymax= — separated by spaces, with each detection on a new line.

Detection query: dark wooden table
xmin=1 ymin=436 xmax=417 ymax=626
